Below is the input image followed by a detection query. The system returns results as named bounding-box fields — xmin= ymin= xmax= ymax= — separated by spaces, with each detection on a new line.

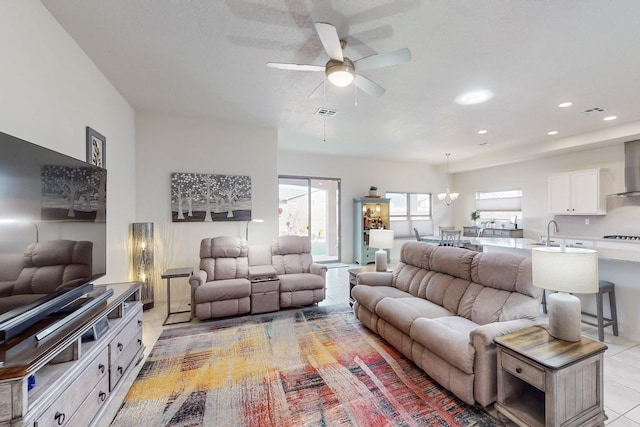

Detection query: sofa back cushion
xmin=13 ymin=240 xmax=93 ymax=295
xmin=271 ymin=236 xmax=313 ymax=275
xmin=394 ymin=241 xmax=539 ymax=324
xmin=199 ymin=237 xmax=249 ymax=281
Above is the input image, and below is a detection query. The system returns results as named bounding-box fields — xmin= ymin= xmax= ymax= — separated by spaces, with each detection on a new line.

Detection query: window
xmin=387 ymin=192 xmax=431 ymax=220
xmin=474 ymin=189 xmax=522 ymax=227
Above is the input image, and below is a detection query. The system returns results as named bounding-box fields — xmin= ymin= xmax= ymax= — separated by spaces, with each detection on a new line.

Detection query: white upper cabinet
xmin=548 ymin=169 xmax=606 ymax=215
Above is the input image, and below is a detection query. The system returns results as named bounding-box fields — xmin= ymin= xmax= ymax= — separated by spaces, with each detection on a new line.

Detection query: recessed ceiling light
xmin=478 ymin=130 xmax=488 ymax=135
xmin=455 ymin=90 xmax=494 ymax=105
xmin=548 ymin=131 xmax=559 ymax=136
xmin=604 ymin=115 xmax=617 ymax=121
xmin=558 ymin=102 xmax=572 ymax=108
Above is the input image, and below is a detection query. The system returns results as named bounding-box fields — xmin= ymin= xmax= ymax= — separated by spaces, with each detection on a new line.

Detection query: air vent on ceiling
xmin=583 ymin=106 xmax=605 ymax=114
xmin=315 ymin=108 xmax=338 ymax=118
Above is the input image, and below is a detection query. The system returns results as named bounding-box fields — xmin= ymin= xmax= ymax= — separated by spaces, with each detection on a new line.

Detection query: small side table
xmin=162 ymin=267 xmax=193 ymax=325
xmin=495 ymin=325 xmax=608 ymax=427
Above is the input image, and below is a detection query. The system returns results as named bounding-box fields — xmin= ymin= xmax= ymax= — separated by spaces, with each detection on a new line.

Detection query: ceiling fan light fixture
xmin=326 ymin=58 xmax=355 ymax=87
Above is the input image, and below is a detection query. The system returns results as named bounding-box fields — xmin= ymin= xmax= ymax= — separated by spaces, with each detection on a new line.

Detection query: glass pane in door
xmin=309 ymin=178 xmax=339 ymax=262
xmin=278 ymin=177 xmax=309 ymax=236
xmin=278 ymin=176 xmax=340 ymax=263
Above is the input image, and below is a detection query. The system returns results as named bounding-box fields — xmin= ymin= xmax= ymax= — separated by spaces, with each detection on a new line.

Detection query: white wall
xmin=135 ymin=113 xmax=278 ymax=301
xmin=278 ymin=151 xmax=451 ymax=263
xmin=0 ymin=0 xmax=136 ymax=283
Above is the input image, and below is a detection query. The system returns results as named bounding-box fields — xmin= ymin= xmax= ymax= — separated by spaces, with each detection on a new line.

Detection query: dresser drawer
xmin=109 ymin=308 xmax=143 ymax=364
xmin=34 ymin=348 xmax=109 ymax=426
xmin=109 ymin=333 xmax=143 ymax=390
xmin=501 ymin=351 xmax=545 ymax=391
xmin=67 ymin=375 xmax=109 ymax=427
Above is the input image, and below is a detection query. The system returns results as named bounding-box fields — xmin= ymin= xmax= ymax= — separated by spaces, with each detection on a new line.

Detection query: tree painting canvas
xmin=41 ymin=165 xmax=107 ymax=222
xmin=171 ymin=173 xmax=252 ymax=222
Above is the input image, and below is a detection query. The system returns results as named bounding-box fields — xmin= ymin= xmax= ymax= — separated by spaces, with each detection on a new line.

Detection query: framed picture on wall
xmin=86 ymin=126 xmax=106 ymax=168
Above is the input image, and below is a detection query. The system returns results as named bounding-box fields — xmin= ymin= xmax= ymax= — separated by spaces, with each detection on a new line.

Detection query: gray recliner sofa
xmin=190 ymin=235 xmax=327 ymax=321
xmin=352 ymin=241 xmax=540 ymax=407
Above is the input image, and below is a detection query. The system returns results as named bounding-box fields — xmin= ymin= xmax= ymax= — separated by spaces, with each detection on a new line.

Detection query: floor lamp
xmin=245 ymin=218 xmax=264 ymax=241
xmin=532 ymin=246 xmax=598 ymax=342
xmin=131 ymin=222 xmax=154 ymax=310
xmin=369 ymin=229 xmax=394 ymax=272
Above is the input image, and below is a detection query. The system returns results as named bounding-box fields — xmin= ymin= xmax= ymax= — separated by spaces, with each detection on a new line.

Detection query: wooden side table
xmin=494 ymin=325 xmax=607 ymax=427
xmin=162 ymin=267 xmax=193 ymax=325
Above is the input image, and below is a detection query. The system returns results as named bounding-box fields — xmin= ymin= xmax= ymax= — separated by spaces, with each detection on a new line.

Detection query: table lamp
xmin=369 ymin=229 xmax=394 ymax=272
xmin=532 ymin=246 xmax=598 ymax=342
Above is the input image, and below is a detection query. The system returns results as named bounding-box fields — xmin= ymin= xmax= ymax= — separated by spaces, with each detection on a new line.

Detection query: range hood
xmin=613 ymin=140 xmax=640 ymax=197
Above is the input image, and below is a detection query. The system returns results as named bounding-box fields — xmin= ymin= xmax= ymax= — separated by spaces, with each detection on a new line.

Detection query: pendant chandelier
xmin=437 ymin=153 xmax=459 ymax=206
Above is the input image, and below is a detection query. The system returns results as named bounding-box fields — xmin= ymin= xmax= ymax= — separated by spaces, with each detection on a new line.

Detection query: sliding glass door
xmin=278 ymin=176 xmax=341 ymax=263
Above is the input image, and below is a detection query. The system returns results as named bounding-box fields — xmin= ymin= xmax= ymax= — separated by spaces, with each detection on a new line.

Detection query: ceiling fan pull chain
xmin=354 ymin=84 xmax=358 ymax=106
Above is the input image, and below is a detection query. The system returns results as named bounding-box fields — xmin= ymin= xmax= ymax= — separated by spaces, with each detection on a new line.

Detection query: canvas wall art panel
xmin=171 ymin=173 xmax=251 ymax=222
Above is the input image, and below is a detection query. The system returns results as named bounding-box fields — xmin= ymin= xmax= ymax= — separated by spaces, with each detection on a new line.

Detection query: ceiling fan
xmin=267 ymin=22 xmax=411 ymax=97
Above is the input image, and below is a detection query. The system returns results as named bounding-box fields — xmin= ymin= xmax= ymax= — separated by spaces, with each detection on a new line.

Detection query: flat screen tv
xmin=0 ymin=131 xmax=106 ymax=341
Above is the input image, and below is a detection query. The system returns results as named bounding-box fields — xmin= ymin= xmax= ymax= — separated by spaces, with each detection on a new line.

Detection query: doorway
xmin=278 ymin=176 xmax=341 ymax=263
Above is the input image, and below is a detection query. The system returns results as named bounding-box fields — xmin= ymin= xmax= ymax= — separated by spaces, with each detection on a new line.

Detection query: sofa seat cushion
xmin=351 ymin=285 xmax=411 ymax=313
xmin=195 ymin=278 xmax=251 ymax=303
xmin=410 ymin=316 xmax=477 ymax=375
xmin=279 ymin=273 xmax=324 ymax=292
xmin=375 ymin=297 xmax=455 ymax=335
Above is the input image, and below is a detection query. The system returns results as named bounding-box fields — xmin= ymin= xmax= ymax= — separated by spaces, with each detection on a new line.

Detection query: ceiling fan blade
xmin=308 ymin=80 xmax=326 ymax=98
xmin=315 ymin=22 xmax=344 ymax=62
xmin=354 ymin=48 xmax=412 ymax=71
xmin=354 ymin=74 xmax=385 ymax=97
xmin=266 ymin=62 xmax=325 ymax=72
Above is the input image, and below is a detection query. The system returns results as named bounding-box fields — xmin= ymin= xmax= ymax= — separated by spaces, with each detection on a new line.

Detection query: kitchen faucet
xmin=546 ymin=220 xmax=559 ymax=247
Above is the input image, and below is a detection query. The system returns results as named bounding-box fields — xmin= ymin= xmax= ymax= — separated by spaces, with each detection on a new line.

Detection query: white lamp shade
xmin=369 ymin=229 xmax=394 ymax=249
xmin=532 ymin=247 xmax=598 ymax=293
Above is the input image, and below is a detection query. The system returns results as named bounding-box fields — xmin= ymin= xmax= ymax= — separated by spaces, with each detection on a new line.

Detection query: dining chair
xmin=413 ymin=227 xmax=421 ymax=241
xmin=440 ymin=230 xmax=462 ymax=247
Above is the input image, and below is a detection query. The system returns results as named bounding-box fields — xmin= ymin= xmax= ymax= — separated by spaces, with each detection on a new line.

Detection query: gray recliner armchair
xmin=190 ymin=236 xmax=251 ymax=320
xmin=271 ymin=236 xmax=327 ymax=308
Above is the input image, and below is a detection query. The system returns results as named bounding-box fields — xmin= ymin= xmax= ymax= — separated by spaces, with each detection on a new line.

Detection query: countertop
xmin=476 ymin=236 xmax=640 ymax=263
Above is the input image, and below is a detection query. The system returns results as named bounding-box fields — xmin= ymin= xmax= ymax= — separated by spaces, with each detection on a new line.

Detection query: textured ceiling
xmin=41 ymin=0 xmax=640 ymax=171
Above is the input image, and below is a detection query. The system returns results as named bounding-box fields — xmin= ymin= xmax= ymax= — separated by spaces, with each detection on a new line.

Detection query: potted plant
xmin=470 ymin=210 xmax=480 ymax=225
xmin=369 ymin=186 xmax=378 ymax=197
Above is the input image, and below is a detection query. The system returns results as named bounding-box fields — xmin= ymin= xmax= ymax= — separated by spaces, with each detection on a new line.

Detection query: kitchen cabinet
xmin=548 ymin=169 xmax=606 ymax=215
xmin=353 ymin=197 xmax=390 ymax=265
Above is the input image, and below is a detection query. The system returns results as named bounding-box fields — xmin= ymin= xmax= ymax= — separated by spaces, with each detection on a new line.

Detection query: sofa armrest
xmin=310 ymin=263 xmax=327 ymax=278
xmin=469 ymin=319 xmax=537 ymax=347
xmin=356 ymin=271 xmax=393 ymax=287
xmin=189 ymin=270 xmax=207 ymax=290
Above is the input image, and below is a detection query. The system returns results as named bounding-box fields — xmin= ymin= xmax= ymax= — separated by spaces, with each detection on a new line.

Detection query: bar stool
xmin=541 ymin=280 xmax=619 ymax=342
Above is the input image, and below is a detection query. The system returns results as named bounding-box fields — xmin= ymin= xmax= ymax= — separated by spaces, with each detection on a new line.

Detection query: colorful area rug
xmin=112 ymin=305 xmax=502 ymax=426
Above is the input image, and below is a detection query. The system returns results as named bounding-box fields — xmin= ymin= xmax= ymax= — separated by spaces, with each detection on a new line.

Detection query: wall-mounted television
xmin=0 ymin=131 xmax=107 ymax=341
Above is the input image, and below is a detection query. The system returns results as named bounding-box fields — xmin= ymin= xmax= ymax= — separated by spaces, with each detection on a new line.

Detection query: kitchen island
xmin=478 ymin=236 xmax=640 ymax=342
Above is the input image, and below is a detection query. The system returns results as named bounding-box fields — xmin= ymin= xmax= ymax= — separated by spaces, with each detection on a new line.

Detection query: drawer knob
xmin=117 ymin=342 xmax=124 ymax=351
xmin=138 ymin=339 xmax=142 ymax=346
xmin=98 ymin=363 xmax=105 ymax=374
xmin=118 ymin=366 xmax=124 ymax=375
xmin=55 ymin=411 xmax=65 ymax=425
xmin=516 ymin=367 xmax=523 ymax=374
xmin=99 ymin=391 xmax=107 ymax=402
xmin=138 ymin=320 xmax=143 ymax=327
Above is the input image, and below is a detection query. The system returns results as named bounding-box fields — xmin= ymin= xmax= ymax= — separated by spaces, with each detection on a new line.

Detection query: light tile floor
xmin=104 ymin=265 xmax=640 ymax=426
